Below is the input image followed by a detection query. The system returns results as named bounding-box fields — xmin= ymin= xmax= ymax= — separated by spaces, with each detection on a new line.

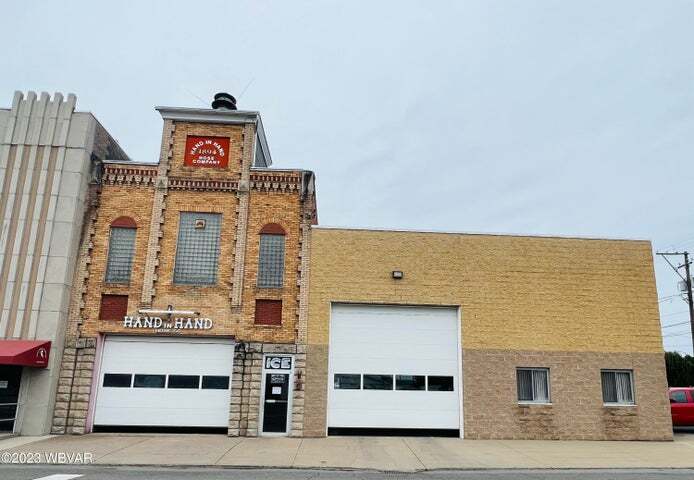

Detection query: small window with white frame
xmin=601 ymin=369 xmax=635 ymax=405
xmin=516 ymin=367 xmax=550 ymax=403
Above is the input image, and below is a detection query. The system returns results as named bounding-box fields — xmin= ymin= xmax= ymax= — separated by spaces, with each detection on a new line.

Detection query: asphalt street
xmin=1 ymin=466 xmax=694 ymax=480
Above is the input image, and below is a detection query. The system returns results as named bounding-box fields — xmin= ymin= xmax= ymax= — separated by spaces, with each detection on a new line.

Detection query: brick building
xmin=303 ymin=228 xmax=672 ymax=440
xmin=51 ymin=93 xmax=317 ymax=436
xmin=37 ymin=91 xmax=671 ymax=441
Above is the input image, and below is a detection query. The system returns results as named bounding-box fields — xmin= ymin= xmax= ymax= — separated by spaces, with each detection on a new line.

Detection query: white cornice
xmin=155 ymin=106 xmax=259 ymax=124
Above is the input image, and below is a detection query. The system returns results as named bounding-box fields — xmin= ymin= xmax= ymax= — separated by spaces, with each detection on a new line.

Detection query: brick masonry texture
xmin=307 ymin=229 xmax=662 ymax=352
xmin=52 ymin=114 xmax=317 ymax=437
xmin=169 ymin=122 xmax=245 ymax=179
xmin=303 ymin=228 xmax=669 ymax=439
xmin=462 ymin=349 xmax=672 ymax=440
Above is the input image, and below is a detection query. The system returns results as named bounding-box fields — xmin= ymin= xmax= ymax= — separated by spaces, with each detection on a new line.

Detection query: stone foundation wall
xmin=228 ymin=342 xmax=306 ymax=437
xmin=51 ymin=337 xmax=97 ymax=434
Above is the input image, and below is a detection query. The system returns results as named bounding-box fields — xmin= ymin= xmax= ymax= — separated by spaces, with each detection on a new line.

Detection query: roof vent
xmin=211 ymin=92 xmax=237 ymax=111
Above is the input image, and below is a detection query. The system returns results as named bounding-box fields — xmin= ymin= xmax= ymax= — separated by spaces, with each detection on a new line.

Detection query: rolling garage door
xmin=94 ymin=336 xmax=234 ymax=429
xmin=328 ymin=304 xmax=461 ymax=433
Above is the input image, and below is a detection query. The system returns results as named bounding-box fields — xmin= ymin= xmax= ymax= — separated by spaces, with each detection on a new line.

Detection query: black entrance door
xmin=262 ymin=373 xmax=289 ymax=433
xmin=0 ymin=366 xmax=22 ymax=432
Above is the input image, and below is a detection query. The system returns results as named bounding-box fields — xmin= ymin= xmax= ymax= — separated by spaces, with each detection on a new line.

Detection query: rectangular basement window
xmin=133 ymin=374 xmax=166 ymax=388
xmin=363 ymin=374 xmax=393 ymax=390
xmin=202 ymin=376 xmax=230 ymax=390
xmin=334 ymin=374 xmax=361 ymax=389
xmin=103 ymin=373 xmax=132 ymax=388
xmin=167 ymin=375 xmax=200 ymax=389
xmin=601 ymin=370 xmax=635 ymax=405
xmin=395 ymin=375 xmax=425 ymax=391
xmin=427 ymin=376 xmax=454 ymax=391
xmin=517 ymin=368 xmax=550 ymax=403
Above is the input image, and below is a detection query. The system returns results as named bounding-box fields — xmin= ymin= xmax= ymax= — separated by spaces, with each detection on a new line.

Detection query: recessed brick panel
xmin=255 ymin=299 xmax=282 ymax=325
xmin=99 ymin=294 xmax=128 ymax=321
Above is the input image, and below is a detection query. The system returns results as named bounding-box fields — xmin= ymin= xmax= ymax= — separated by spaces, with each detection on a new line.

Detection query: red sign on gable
xmin=184 ymin=136 xmax=230 ymax=168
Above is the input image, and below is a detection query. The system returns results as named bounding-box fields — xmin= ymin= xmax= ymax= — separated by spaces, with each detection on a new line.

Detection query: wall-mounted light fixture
xmin=138 ymin=305 xmax=200 ymax=316
xmin=392 ymin=270 xmax=404 ymax=280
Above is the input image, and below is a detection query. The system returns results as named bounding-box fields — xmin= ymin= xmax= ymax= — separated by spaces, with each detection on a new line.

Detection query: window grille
xmin=517 ymin=368 xmax=550 ymax=403
xmin=601 ymin=370 xmax=634 ymax=405
xmin=258 ymin=234 xmax=285 ymax=288
xmin=173 ymin=212 xmax=222 ymax=285
xmin=105 ymin=227 xmax=136 ymax=283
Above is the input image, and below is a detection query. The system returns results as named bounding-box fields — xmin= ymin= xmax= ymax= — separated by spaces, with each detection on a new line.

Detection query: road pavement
xmin=1 ymin=466 xmax=694 ymax=480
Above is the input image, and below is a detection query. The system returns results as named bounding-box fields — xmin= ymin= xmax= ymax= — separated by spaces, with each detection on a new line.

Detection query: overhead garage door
xmin=328 ymin=304 xmax=461 ymax=431
xmin=94 ymin=336 xmax=234 ymax=428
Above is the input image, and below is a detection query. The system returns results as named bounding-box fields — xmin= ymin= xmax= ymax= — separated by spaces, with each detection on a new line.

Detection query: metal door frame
xmin=259 ymin=354 xmax=294 ymax=436
xmin=0 ymin=366 xmax=22 ymax=434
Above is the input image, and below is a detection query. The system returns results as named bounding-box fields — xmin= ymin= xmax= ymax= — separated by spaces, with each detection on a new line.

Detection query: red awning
xmin=0 ymin=340 xmax=51 ymax=368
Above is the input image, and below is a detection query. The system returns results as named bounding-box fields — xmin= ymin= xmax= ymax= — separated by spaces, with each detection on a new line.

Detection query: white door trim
xmin=93 ymin=335 xmax=235 ymax=428
xmin=327 ymin=302 xmax=462 ymax=432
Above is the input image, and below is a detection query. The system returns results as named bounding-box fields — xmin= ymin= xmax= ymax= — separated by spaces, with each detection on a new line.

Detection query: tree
xmin=665 ymin=351 xmax=694 ymax=386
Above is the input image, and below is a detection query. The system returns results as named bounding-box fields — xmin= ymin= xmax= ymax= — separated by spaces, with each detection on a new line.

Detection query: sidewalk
xmin=2 ymin=433 xmax=694 ymax=471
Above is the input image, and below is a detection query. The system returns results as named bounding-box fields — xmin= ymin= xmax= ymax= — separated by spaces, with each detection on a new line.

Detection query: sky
xmin=3 ymin=1 xmax=693 ymax=353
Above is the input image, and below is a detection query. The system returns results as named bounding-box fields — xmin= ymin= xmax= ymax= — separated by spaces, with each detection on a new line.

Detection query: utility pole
xmin=656 ymin=251 xmax=694 ymax=352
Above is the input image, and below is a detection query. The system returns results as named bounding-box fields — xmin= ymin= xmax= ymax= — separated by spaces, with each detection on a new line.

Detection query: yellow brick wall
xmin=239 ymin=190 xmax=302 ymax=343
xmin=307 ymin=228 xmax=663 ymax=353
xmin=81 ymin=182 xmax=304 ymax=342
xmin=148 ymin=189 xmax=239 ymax=334
xmin=169 ymin=122 xmax=245 ymax=179
xmin=81 ymin=185 xmax=155 ymax=337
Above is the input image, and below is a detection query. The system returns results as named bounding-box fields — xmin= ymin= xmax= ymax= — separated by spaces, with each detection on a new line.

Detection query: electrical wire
xmin=662 ymin=320 xmax=691 ymax=329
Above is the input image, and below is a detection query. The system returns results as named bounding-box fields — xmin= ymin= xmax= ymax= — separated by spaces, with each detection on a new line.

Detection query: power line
xmin=659 ymin=294 xmax=684 ymax=302
xmin=663 ymin=332 xmax=692 ymax=338
xmin=656 ymin=251 xmax=694 ymax=354
xmin=662 ymin=320 xmax=691 ymax=329
xmin=660 ymin=310 xmax=689 ymax=318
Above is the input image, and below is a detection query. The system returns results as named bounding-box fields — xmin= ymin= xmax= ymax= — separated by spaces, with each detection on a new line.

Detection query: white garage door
xmin=328 ymin=304 xmax=461 ymax=431
xmin=94 ymin=336 xmax=234 ymax=428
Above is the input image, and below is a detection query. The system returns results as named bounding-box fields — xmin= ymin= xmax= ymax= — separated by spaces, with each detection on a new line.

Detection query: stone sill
xmin=603 ymin=404 xmax=637 ymax=408
xmin=253 ymin=324 xmax=283 ymax=329
xmin=518 ymin=402 xmax=552 ymax=407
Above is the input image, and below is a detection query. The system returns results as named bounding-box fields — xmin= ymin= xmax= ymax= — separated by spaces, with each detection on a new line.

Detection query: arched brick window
xmin=105 ymin=216 xmax=137 ymax=284
xmin=258 ymin=223 xmax=286 ymax=288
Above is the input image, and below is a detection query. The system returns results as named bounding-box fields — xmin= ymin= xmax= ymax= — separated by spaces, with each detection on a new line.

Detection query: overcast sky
xmin=3 ymin=1 xmax=693 ymax=353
